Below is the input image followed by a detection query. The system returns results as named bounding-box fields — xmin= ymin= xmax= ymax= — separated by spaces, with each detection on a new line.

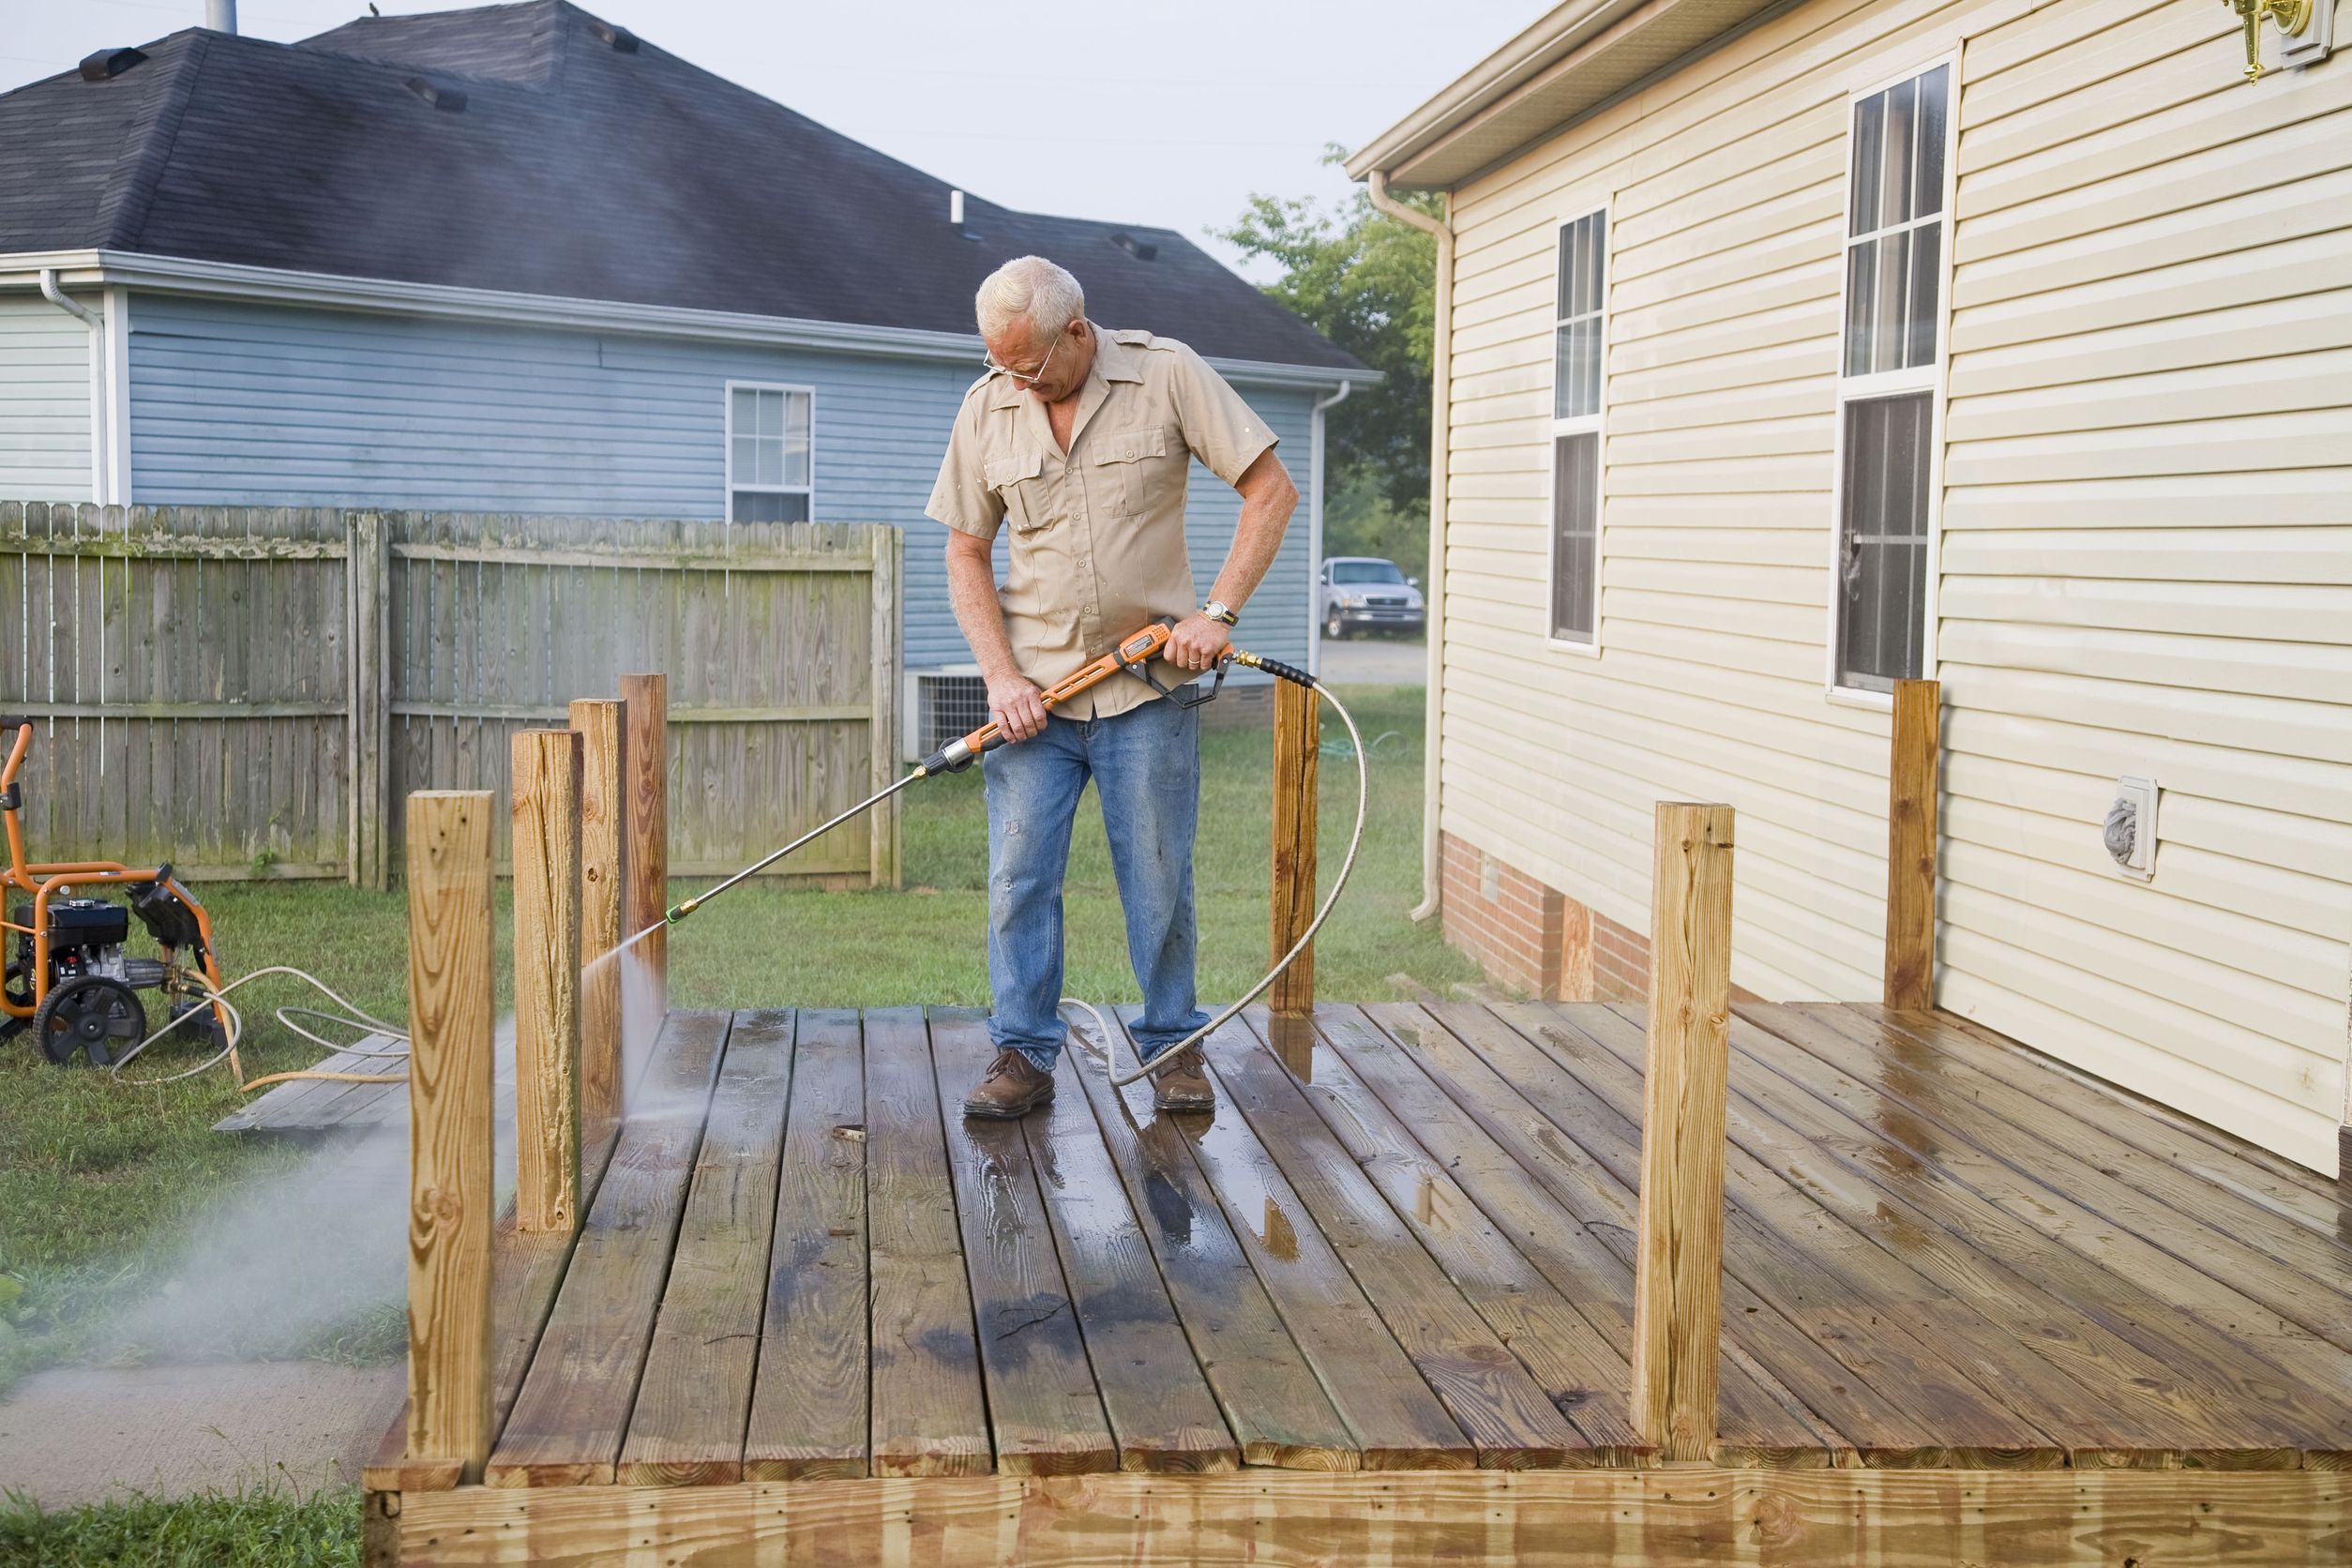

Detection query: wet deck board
xmin=464 ymin=1002 xmax=2352 ymax=1485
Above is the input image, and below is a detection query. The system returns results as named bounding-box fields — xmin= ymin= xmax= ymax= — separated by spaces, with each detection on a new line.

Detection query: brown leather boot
xmin=1150 ymin=1048 xmax=1215 ymax=1113
xmin=962 ymin=1048 xmax=1055 ymax=1119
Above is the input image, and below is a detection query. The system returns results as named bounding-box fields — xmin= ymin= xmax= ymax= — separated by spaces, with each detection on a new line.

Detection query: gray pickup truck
xmin=1319 ymin=556 xmax=1425 ymax=640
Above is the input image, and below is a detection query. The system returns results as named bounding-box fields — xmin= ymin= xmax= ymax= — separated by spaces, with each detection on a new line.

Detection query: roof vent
xmin=588 ymin=20 xmax=641 ymax=52
xmin=1110 ymin=231 xmax=1158 ymax=262
xmin=405 ymin=76 xmax=468 ymax=112
xmin=79 ymin=47 xmax=147 ymax=83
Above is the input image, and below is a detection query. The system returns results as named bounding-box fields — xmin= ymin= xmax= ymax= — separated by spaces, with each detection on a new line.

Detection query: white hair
xmin=974 ymin=256 xmax=1085 ymax=344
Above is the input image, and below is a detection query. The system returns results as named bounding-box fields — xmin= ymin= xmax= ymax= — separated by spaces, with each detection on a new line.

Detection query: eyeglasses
xmin=981 ymin=328 xmax=1065 ymax=388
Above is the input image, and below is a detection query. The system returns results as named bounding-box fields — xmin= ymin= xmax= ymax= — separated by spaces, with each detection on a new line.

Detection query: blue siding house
xmin=0 ymin=3 xmax=1369 ymax=737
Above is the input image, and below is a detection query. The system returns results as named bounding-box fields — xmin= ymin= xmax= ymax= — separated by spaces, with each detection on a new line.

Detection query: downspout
xmin=1306 ymin=380 xmax=1351 ymax=679
xmin=1366 ymin=171 xmax=1453 ymax=924
xmin=39 ymin=268 xmax=109 ymax=504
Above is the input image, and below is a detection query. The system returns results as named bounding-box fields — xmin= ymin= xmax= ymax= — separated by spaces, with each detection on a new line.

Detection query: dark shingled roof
xmin=0 ymin=1 xmax=1358 ymax=371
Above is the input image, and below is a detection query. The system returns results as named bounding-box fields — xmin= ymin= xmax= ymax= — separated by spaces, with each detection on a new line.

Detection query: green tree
xmin=1214 ymin=148 xmax=1438 ymax=565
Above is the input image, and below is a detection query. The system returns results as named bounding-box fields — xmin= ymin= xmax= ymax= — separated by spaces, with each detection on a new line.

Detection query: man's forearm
xmin=1208 ymin=454 xmax=1299 ymax=615
xmin=945 ymin=541 xmax=1022 ymax=680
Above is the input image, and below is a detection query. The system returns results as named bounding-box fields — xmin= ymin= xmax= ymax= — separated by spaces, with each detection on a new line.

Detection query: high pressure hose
xmin=1061 ymin=663 xmax=1367 ymax=1088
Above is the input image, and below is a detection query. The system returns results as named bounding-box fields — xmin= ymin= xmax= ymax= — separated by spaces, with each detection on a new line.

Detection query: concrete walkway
xmin=0 ymin=1360 xmax=402 ymax=1508
xmin=1318 ymin=634 xmax=1426 ymax=686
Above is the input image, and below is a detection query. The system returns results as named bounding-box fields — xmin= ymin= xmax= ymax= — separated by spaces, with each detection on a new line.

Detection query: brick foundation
xmin=1438 ymin=832 xmax=1756 ymax=1005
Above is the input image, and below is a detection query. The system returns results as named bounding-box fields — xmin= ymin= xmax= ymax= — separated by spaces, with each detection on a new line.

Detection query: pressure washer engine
xmin=2 ymin=715 xmax=231 ymax=1066
xmin=661 ymin=620 xmax=1369 ymax=1089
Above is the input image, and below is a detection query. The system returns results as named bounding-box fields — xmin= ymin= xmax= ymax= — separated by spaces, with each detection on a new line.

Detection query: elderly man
xmin=927 ymin=256 xmax=1298 ymax=1118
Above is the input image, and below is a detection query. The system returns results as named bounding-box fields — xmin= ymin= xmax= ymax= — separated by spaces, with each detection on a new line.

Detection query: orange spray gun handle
xmin=917 ymin=622 xmax=1229 ymax=775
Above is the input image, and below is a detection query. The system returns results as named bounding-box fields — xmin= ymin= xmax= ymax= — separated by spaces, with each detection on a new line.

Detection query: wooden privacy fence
xmin=0 ymin=502 xmax=901 ymax=888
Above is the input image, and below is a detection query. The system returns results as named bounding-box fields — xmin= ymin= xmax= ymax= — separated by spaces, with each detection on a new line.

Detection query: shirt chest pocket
xmin=986 ymin=447 xmax=1052 ymax=534
xmin=1089 ymin=424 xmax=1175 ymax=518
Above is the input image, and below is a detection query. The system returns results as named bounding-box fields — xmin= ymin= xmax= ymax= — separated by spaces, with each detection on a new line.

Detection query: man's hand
xmin=1167 ymin=614 xmax=1232 ymax=673
xmin=986 ymin=669 xmax=1048 ymax=745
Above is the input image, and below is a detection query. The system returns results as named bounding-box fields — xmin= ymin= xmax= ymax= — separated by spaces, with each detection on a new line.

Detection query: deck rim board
xmin=1728 ymin=1002 xmax=2343 ymax=1461
xmin=1530 ymin=1001 xmax=2246 ymax=1468
xmin=1364 ymin=1000 xmax=1934 ymax=1467
xmin=926 ymin=1010 xmax=1119 ymax=1477
xmin=1426 ymin=1001 xmax=2063 ymax=1469
xmin=860 ymin=1004 xmax=991 ymax=1478
xmin=483 ymin=1008 xmax=732 ymax=1488
xmin=1243 ymin=1006 xmax=1653 ymax=1468
xmin=1924 ymin=1004 xmax=2344 ymax=1209
xmin=1060 ymin=1009 xmax=1363 ymax=1473
xmin=614 ymin=1007 xmax=798 ymax=1487
xmin=1106 ymin=1007 xmax=1477 ymax=1470
xmin=1837 ymin=1005 xmax=2352 ymax=1334
xmin=1498 ymin=1001 xmax=2109 ymax=1468
xmin=1016 ymin=1033 xmax=1242 ymax=1474
xmin=742 ymin=1007 xmax=872 ymax=1482
xmin=1195 ymin=1009 xmax=1591 ymax=1470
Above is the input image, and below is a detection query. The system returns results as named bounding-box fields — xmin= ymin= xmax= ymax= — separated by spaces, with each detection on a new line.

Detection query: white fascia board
xmin=0 ymin=249 xmax=1379 ymax=391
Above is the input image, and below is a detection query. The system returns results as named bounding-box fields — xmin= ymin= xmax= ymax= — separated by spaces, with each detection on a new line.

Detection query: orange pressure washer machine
xmin=0 ymin=716 xmax=232 ymax=1066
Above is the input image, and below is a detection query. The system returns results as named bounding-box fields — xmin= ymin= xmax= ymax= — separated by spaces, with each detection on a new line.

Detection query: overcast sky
xmin=0 ymin=0 xmax=1533 ymax=279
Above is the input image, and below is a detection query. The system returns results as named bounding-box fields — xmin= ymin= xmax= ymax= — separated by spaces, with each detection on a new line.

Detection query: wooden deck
xmin=389 ymin=999 xmax=2352 ymax=1487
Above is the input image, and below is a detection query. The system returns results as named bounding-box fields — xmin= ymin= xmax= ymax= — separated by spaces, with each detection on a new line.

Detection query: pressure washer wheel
xmin=33 ymin=975 xmax=146 ymax=1067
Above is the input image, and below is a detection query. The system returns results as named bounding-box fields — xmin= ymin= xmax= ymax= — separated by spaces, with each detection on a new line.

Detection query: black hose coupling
xmin=1234 ymin=650 xmax=1317 ymax=688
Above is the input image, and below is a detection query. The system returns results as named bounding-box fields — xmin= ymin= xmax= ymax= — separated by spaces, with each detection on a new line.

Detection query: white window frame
xmin=1823 ymin=53 xmax=1958 ymax=709
xmin=1545 ymin=204 xmax=1609 ymax=656
xmin=723 ymin=380 xmax=816 ymax=523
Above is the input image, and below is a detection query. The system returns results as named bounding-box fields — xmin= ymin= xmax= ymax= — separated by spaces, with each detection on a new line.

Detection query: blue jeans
xmin=983 ymin=696 xmax=1209 ymax=1073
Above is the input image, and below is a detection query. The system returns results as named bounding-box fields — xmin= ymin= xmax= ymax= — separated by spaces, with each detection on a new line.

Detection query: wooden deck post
xmin=620 ymin=673 xmax=669 ymax=1026
xmin=570 ymin=698 xmax=627 ymax=1135
xmin=404 ymin=790 xmax=496 ymax=1483
xmin=1270 ymin=681 xmax=1319 ymax=1013
xmin=1883 ymin=678 xmax=1940 ymax=1011
xmin=1631 ymin=800 xmax=1735 ymax=1463
xmin=512 ymin=730 xmax=583 ymax=1234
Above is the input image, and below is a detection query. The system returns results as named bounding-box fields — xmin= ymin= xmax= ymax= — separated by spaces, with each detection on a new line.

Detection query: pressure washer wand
xmin=665 ymin=622 xmax=1195 ymax=927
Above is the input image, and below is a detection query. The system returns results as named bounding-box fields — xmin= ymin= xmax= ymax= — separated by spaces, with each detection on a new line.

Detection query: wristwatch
xmin=1201 ymin=599 xmax=1239 ymax=627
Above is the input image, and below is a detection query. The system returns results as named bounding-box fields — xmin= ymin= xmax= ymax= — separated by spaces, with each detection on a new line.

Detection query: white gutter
xmin=1 ymin=249 xmax=1380 ymax=394
xmin=1305 ymin=379 xmax=1351 ymax=679
xmin=1364 ymin=173 xmax=1454 ymax=925
xmin=38 ymin=267 xmax=110 ymax=505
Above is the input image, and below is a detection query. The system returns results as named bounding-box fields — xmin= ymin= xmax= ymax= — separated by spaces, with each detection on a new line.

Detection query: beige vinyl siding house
xmin=1354 ymin=0 xmax=2352 ymax=1171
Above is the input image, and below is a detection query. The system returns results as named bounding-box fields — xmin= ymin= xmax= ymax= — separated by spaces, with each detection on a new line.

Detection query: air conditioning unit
xmin=905 ymin=667 xmax=990 ymax=762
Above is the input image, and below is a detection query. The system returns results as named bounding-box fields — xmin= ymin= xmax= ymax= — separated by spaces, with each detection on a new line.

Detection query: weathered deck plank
xmin=1239 ymin=1008 xmax=1651 ymax=1466
xmin=862 ymin=1005 xmax=990 ymax=1477
xmin=1202 ymin=1010 xmax=1603 ymax=1468
xmin=1062 ymin=1013 xmax=1361 ymax=1471
xmin=1484 ymin=1002 xmax=2066 ymax=1469
xmin=927 ymin=1012 xmax=1118 ymax=1476
xmin=1108 ymin=1012 xmax=1475 ymax=1470
xmin=743 ymin=1009 xmax=870 ymax=1481
xmin=450 ymin=1000 xmax=2352 ymax=1494
xmin=486 ymin=1010 xmax=731 ymax=1486
xmin=615 ymin=1009 xmax=795 ymax=1486
xmin=1733 ymin=1003 xmax=2338 ymax=1466
xmin=1560 ymin=1003 xmax=2296 ymax=1469
xmin=1022 ymin=1039 xmax=1241 ymax=1473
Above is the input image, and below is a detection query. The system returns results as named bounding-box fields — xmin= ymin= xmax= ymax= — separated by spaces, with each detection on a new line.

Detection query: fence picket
xmin=0 ymin=505 xmax=897 ymax=884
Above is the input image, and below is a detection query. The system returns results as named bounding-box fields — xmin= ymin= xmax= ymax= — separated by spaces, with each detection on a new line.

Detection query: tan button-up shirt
xmin=926 ymin=325 xmax=1277 ymax=719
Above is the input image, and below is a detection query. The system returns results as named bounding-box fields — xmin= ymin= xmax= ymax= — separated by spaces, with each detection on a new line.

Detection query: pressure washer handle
xmin=921 ymin=622 xmax=1214 ymax=774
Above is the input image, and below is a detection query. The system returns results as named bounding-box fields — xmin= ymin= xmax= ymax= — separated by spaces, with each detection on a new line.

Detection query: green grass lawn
xmin=0 ymin=684 xmax=1475 ymax=1563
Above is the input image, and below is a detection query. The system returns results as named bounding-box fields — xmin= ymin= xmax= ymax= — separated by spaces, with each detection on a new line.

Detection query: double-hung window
xmin=1548 ymin=207 xmax=1607 ymax=646
xmin=727 ymin=384 xmax=813 ymax=522
xmin=1832 ymin=63 xmax=1951 ymax=692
